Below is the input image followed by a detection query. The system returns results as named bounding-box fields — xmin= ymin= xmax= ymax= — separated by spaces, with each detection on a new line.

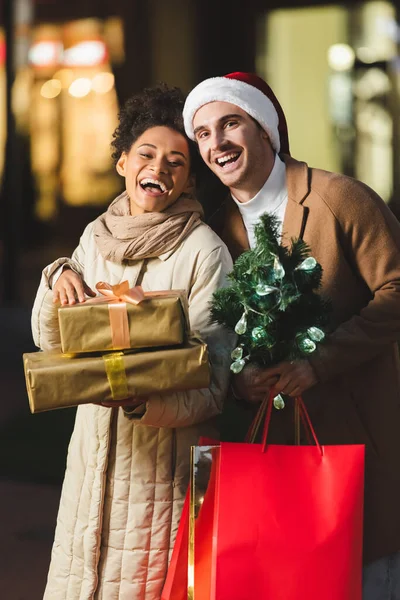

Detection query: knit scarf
xmin=93 ymin=190 xmax=204 ymax=263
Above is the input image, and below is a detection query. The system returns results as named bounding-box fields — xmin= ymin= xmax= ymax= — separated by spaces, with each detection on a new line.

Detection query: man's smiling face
xmin=192 ymin=101 xmax=275 ymax=203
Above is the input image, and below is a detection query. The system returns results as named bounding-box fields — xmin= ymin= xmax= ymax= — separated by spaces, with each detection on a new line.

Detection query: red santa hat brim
xmin=183 ymin=76 xmax=281 ymax=153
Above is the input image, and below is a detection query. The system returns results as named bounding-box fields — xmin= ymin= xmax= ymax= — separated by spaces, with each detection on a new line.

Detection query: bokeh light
xmin=68 ymin=77 xmax=92 ymax=98
xmin=53 ymin=68 xmax=75 ymax=88
xmin=91 ymin=72 xmax=115 ymax=94
xmin=327 ymin=43 xmax=355 ymax=71
xmin=40 ymin=79 xmax=62 ymax=99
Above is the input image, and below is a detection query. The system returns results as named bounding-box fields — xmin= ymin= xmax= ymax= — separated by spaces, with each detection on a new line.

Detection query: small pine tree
xmin=211 ymin=213 xmax=330 ymax=375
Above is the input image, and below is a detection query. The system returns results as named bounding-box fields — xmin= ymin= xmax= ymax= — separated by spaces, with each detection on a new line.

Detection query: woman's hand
xmin=99 ymin=397 xmax=146 ymax=409
xmin=53 ymin=268 xmax=96 ymax=305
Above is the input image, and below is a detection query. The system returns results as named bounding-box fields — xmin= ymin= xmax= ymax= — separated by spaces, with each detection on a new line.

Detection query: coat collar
xmin=212 ymin=154 xmax=311 ymax=258
xmin=282 ymin=154 xmax=310 ymax=243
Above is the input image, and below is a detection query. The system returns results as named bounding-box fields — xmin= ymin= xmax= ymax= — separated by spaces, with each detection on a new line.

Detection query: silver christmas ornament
xmin=251 ymin=326 xmax=266 ymax=341
xmin=273 ymin=394 xmax=285 ymax=410
xmin=307 ymin=326 xmax=325 ymax=342
xmin=235 ymin=312 xmax=247 ymax=335
xmin=298 ymin=336 xmax=316 ymax=354
xmin=296 ymin=257 xmax=317 ymax=271
xmin=231 ymin=347 xmax=243 ymax=360
xmin=255 ymin=283 xmax=277 ymax=297
xmin=273 ymin=256 xmax=285 ymax=279
xmin=230 ymin=359 xmax=246 ymax=374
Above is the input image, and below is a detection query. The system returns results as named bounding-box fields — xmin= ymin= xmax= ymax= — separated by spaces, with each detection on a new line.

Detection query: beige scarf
xmin=93 ymin=190 xmax=204 ymax=263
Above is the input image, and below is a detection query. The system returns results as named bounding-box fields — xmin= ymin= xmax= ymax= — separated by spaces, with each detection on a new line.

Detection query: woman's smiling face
xmin=116 ymin=126 xmax=192 ymax=215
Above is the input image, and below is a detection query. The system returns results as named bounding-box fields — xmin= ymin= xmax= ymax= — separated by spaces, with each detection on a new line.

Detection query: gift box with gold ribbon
xmin=58 ymin=281 xmax=189 ymax=354
xmin=23 ymin=335 xmax=209 ymax=414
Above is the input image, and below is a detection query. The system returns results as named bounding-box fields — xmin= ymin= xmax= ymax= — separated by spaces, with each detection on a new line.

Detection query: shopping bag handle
xmin=259 ymin=390 xmax=323 ymax=455
xmin=245 ymin=395 xmax=269 ymax=443
xmin=295 ymin=396 xmax=322 ymax=453
xmin=245 ymin=390 xmax=296 ymax=444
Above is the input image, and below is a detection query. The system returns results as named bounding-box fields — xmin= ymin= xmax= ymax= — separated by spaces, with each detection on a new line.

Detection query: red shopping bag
xmin=163 ymin=396 xmax=365 ymax=600
xmin=161 ymin=491 xmax=190 ymax=600
xmin=200 ymin=396 xmax=365 ymax=600
xmin=161 ymin=437 xmax=218 ymax=600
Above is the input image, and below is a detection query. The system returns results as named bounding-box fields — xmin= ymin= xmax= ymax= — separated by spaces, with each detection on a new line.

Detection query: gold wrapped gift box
xmin=24 ymin=336 xmax=209 ymax=414
xmin=58 ymin=291 xmax=188 ymax=354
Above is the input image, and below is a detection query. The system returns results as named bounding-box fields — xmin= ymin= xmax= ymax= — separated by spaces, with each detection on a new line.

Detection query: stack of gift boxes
xmin=23 ymin=282 xmax=210 ymax=413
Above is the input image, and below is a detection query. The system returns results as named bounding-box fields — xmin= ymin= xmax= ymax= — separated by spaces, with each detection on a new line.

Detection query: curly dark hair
xmin=111 ymin=83 xmax=199 ymax=173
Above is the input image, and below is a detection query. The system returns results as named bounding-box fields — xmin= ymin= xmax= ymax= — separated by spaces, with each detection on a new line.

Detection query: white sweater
xmin=232 ymin=154 xmax=288 ymax=246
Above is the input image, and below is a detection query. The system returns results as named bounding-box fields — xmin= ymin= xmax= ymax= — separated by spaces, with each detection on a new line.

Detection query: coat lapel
xmin=281 ymin=155 xmax=311 ymax=244
xmin=222 ymin=201 xmax=250 ymax=259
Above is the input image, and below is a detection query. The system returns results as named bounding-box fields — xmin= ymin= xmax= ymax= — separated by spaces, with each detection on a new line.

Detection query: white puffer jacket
xmin=32 ymin=220 xmax=234 ymax=600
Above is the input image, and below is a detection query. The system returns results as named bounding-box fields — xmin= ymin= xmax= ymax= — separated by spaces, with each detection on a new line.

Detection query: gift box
xmin=58 ymin=281 xmax=189 ymax=354
xmin=23 ymin=335 xmax=209 ymax=414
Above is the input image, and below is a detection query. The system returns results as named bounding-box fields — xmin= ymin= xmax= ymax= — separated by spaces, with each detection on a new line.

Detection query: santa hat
xmin=183 ymin=71 xmax=290 ymax=155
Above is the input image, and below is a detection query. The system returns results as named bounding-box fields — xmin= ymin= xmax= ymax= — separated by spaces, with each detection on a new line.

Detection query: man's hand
xmin=53 ymin=268 xmax=96 ymax=305
xmin=232 ymin=364 xmax=279 ymax=403
xmin=263 ymin=360 xmax=318 ymax=397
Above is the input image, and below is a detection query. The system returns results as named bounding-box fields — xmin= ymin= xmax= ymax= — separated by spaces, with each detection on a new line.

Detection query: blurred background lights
xmin=53 ymin=68 xmax=75 ymax=88
xmin=327 ymin=43 xmax=356 ymax=71
xmin=40 ymin=79 xmax=61 ymax=98
xmin=68 ymin=77 xmax=92 ymax=98
xmin=63 ymin=41 xmax=107 ymax=67
xmin=91 ymin=72 xmax=114 ymax=94
xmin=376 ymin=15 xmax=399 ymax=41
xmin=354 ymin=68 xmax=391 ymax=100
xmin=357 ymin=46 xmax=378 ymax=63
xmin=29 ymin=41 xmax=63 ymax=67
xmin=40 ymin=79 xmax=62 ymax=99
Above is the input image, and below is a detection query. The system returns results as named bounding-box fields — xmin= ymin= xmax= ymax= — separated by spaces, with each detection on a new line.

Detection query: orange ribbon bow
xmin=95 ymin=281 xmax=145 ymax=349
xmin=96 ymin=281 xmax=146 ymax=305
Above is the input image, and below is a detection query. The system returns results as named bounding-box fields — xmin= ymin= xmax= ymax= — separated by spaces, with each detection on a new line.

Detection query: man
xmin=183 ymin=72 xmax=400 ymax=598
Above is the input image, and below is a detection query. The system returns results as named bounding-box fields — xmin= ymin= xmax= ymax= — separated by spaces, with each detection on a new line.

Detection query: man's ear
xmin=183 ymin=174 xmax=196 ymax=195
xmin=260 ymin=130 xmax=274 ymax=151
xmin=116 ymin=153 xmax=127 ymax=177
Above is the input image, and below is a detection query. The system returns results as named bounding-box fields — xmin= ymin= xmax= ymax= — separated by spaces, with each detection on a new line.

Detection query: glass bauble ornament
xmin=307 ymin=326 xmax=325 ymax=342
xmin=273 ymin=394 xmax=285 ymax=410
xmin=230 ymin=359 xmax=245 ymax=374
xmin=251 ymin=326 xmax=266 ymax=341
xmin=251 ymin=327 xmax=275 ymax=347
xmin=297 ymin=336 xmax=316 ymax=354
xmin=255 ymin=283 xmax=277 ymax=297
xmin=273 ymin=255 xmax=285 ymax=279
xmin=235 ymin=312 xmax=247 ymax=335
xmin=296 ymin=257 xmax=317 ymax=271
xmin=231 ymin=347 xmax=243 ymax=360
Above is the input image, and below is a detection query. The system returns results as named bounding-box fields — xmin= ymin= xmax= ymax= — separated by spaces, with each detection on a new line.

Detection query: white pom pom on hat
xmin=183 ymin=71 xmax=290 ymax=155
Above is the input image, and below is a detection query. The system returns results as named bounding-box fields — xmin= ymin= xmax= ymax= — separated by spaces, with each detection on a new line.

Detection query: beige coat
xmin=32 ymin=220 xmax=234 ymax=599
xmin=212 ymin=155 xmax=400 ymax=564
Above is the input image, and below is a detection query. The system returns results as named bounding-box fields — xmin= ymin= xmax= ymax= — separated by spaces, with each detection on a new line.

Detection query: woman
xmin=32 ymin=85 xmax=234 ymax=600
